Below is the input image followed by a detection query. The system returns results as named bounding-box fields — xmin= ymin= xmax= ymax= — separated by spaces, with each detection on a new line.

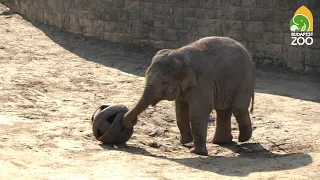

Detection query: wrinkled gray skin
xmin=123 ymin=36 xmax=256 ymax=156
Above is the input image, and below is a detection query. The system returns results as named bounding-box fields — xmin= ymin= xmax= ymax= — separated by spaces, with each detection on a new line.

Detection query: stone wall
xmin=3 ymin=0 xmax=320 ymax=73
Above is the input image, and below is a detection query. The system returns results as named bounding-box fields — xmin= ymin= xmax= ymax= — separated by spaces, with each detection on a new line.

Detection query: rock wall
xmin=3 ymin=0 xmax=320 ymax=73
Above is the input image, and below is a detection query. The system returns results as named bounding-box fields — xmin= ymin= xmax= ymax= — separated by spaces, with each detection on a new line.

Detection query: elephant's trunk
xmin=122 ymin=86 xmax=155 ymax=128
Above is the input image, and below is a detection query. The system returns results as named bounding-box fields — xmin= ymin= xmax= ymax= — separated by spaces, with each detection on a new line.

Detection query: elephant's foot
xmin=238 ymin=125 xmax=252 ymax=142
xmin=190 ymin=146 xmax=208 ymax=156
xmin=180 ymin=133 xmax=193 ymax=144
xmin=213 ymin=134 xmax=233 ymax=144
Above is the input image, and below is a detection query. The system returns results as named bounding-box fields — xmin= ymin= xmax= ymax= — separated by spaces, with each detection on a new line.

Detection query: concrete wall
xmin=3 ymin=0 xmax=320 ymax=73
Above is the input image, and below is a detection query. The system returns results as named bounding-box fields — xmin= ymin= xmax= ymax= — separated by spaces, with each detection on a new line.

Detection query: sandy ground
xmin=1 ymin=3 xmax=320 ymax=180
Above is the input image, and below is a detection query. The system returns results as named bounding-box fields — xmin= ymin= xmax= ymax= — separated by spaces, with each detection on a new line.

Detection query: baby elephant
xmin=123 ymin=36 xmax=255 ymax=156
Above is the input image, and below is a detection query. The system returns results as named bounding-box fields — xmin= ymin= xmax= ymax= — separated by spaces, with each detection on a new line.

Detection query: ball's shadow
xmin=99 ymin=142 xmax=312 ymax=177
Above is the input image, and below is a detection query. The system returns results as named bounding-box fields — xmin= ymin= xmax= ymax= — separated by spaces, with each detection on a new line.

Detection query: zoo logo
xmin=290 ymin=6 xmax=314 ymax=46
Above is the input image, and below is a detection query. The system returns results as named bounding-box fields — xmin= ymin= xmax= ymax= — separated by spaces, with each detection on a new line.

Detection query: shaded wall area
xmin=3 ymin=0 xmax=320 ymax=73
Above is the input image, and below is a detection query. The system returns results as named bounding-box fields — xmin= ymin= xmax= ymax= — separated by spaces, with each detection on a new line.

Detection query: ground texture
xmin=1 ymin=4 xmax=320 ymax=180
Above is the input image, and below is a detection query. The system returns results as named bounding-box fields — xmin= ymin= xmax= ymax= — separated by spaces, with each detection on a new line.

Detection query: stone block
xmin=183 ymin=17 xmax=197 ymax=31
xmin=282 ymin=23 xmax=290 ymax=33
xmin=62 ymin=14 xmax=70 ymax=30
xmin=283 ymin=33 xmax=292 ymax=46
xmin=149 ymin=28 xmax=163 ymax=40
xmin=250 ymin=8 xmax=270 ymax=21
xmin=243 ymin=31 xmax=263 ymax=42
xmin=141 ymin=2 xmax=154 ymax=16
xmin=184 ymin=8 xmax=196 ymax=17
xmin=27 ymin=5 xmax=37 ymax=21
xmin=311 ymin=38 xmax=320 ymax=49
xmin=79 ymin=19 xmax=93 ymax=36
xmin=63 ymin=0 xmax=74 ymax=14
xmin=243 ymin=21 xmax=263 ymax=32
xmin=305 ymin=49 xmax=320 ymax=67
xmin=140 ymin=39 xmax=154 ymax=47
xmin=169 ymin=0 xmax=187 ymax=8
xmin=93 ymin=11 xmax=104 ymax=20
xmin=35 ymin=7 xmax=44 ymax=23
xmin=154 ymin=15 xmax=173 ymax=28
xmin=79 ymin=10 xmax=92 ymax=19
xmin=118 ymin=33 xmax=132 ymax=43
xmin=270 ymin=33 xmax=284 ymax=44
xmin=242 ymin=0 xmax=256 ymax=7
xmin=44 ymin=10 xmax=54 ymax=26
xmin=210 ymin=19 xmax=222 ymax=35
xmin=163 ymin=29 xmax=178 ymax=41
xmin=132 ymin=23 xmax=149 ymax=38
xmin=20 ymin=2 xmax=28 ymax=15
xmin=221 ymin=20 xmax=242 ymax=31
xmin=222 ymin=30 xmax=243 ymax=41
xmin=232 ymin=8 xmax=250 ymax=21
xmin=201 ymin=0 xmax=220 ymax=9
xmin=93 ymin=20 xmax=104 ymax=39
xmin=265 ymin=43 xmax=282 ymax=60
xmin=287 ymin=46 xmax=305 ymax=72
xmin=141 ymin=2 xmax=154 ymax=25
xmin=110 ymin=8 xmax=127 ymax=22
xmin=188 ymin=0 xmax=200 ymax=8
xmin=263 ymin=32 xmax=272 ymax=43
xmin=165 ymin=41 xmax=179 ymax=48
xmin=128 ymin=10 xmax=141 ymax=21
xmin=116 ymin=23 xmax=131 ymax=33
xmin=198 ymin=19 xmax=211 ymax=36
xmin=55 ymin=0 xmax=64 ymax=13
xmin=256 ymin=0 xmax=272 ymax=8
xmin=154 ymin=3 xmax=173 ymax=16
xmin=275 ymin=0 xmax=296 ymax=10
xmin=220 ymin=0 xmax=229 ymax=7
xmin=104 ymin=22 xmax=116 ymax=32
xmin=46 ymin=0 xmax=57 ymax=11
xmin=269 ymin=10 xmax=291 ymax=23
xmin=255 ymin=42 xmax=265 ymax=58
xmin=92 ymin=0 xmax=105 ymax=12
xmin=178 ymin=30 xmax=195 ymax=44
xmin=70 ymin=9 xmax=80 ymax=33
xmin=104 ymin=32 xmax=118 ymax=42
xmin=195 ymin=9 xmax=219 ymax=19
xmin=113 ymin=0 xmax=125 ymax=8
xmin=174 ymin=8 xmax=184 ymax=29
xmin=219 ymin=8 xmax=231 ymax=19
xmin=53 ymin=12 xmax=62 ymax=28
xmin=125 ymin=0 xmax=141 ymax=10
xmin=37 ymin=0 xmax=45 ymax=8
xmin=263 ymin=22 xmax=282 ymax=32
xmin=154 ymin=41 xmax=166 ymax=49
xmin=74 ymin=0 xmax=91 ymax=10
xmin=230 ymin=0 xmax=241 ymax=7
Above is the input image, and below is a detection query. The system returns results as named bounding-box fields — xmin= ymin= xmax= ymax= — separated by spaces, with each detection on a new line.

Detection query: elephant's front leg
xmin=175 ymin=100 xmax=193 ymax=144
xmin=188 ymin=95 xmax=212 ymax=156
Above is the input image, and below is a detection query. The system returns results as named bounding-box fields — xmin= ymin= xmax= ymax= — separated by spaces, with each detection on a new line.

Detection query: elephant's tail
xmin=250 ymin=92 xmax=254 ymax=113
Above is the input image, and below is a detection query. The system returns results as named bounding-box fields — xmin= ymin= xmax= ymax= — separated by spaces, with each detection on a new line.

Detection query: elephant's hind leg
xmin=232 ymin=108 xmax=252 ymax=142
xmin=213 ymin=109 xmax=233 ymax=144
xmin=175 ymin=100 xmax=193 ymax=144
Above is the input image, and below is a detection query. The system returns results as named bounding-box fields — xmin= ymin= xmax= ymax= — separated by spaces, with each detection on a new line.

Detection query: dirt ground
xmin=1 ymin=3 xmax=320 ymax=180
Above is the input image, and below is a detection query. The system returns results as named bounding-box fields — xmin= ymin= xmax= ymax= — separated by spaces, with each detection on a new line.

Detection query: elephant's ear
xmin=180 ymin=66 xmax=196 ymax=92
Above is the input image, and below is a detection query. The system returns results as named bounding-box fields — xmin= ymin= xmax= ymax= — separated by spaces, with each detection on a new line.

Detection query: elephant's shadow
xmin=99 ymin=142 xmax=312 ymax=177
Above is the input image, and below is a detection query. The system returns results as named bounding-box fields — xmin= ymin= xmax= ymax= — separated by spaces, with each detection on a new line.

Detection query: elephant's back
xmin=186 ymin=36 xmax=254 ymax=72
